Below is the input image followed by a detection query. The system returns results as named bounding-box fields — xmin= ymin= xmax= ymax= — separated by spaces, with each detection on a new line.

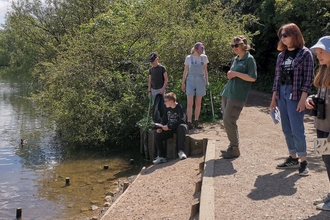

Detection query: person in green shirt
xmin=220 ymin=35 xmax=257 ymax=159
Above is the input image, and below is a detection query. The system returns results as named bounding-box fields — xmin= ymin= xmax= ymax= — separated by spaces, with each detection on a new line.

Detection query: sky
xmin=0 ymin=0 xmax=12 ymax=25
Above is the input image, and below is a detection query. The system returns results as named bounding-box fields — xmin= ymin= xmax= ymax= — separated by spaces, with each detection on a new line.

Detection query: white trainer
xmin=153 ymin=156 xmax=167 ymax=164
xmin=178 ymin=150 xmax=187 ymax=160
xmin=314 ymin=193 xmax=330 ymax=205
xmin=316 ymin=200 xmax=330 ymax=211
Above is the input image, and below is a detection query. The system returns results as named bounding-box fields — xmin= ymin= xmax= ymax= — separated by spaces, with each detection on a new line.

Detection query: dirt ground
xmin=99 ymin=90 xmax=330 ymax=220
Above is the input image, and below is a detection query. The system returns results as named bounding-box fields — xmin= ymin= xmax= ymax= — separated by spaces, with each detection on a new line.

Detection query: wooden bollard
xmin=190 ymin=202 xmax=200 ymax=217
xmin=123 ymin=181 xmax=130 ymax=192
xmin=130 ymin=159 xmax=134 ymax=165
xmin=16 ymin=207 xmax=22 ymax=218
xmin=195 ymin=180 xmax=202 ymax=193
xmin=65 ymin=177 xmax=70 ymax=186
xmin=203 ymin=138 xmax=208 ymax=156
xmin=199 ymin=161 xmax=205 ymax=173
xmin=104 ymin=165 xmax=109 ymax=170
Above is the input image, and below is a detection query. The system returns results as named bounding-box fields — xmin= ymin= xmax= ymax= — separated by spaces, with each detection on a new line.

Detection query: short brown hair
xmin=277 ymin=23 xmax=305 ymax=51
xmin=164 ymin=92 xmax=177 ymax=102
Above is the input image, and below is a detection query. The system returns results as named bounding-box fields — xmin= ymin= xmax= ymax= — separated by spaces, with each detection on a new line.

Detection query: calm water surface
xmin=0 ymin=80 xmax=146 ymax=220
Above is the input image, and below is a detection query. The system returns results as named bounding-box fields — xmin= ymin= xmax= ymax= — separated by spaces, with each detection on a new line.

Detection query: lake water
xmin=0 ymin=80 xmax=146 ymax=220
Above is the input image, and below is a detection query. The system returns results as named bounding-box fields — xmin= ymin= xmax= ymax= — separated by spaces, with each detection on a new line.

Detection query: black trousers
xmin=154 ymin=124 xmax=187 ymax=158
xmin=317 ymin=129 xmax=330 ymax=182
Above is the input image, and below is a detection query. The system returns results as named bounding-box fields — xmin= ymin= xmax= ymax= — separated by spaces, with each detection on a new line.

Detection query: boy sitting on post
xmin=153 ymin=92 xmax=188 ymax=164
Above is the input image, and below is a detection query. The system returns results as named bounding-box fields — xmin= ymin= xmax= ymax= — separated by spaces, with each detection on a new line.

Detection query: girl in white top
xmin=181 ymin=42 xmax=209 ymax=129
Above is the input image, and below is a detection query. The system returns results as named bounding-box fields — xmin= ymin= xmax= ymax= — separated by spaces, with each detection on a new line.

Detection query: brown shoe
xmin=193 ymin=120 xmax=202 ymax=129
xmin=222 ymin=146 xmax=240 ymax=159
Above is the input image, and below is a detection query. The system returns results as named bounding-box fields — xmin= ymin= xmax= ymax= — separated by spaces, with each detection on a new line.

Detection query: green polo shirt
xmin=221 ymin=52 xmax=257 ymax=102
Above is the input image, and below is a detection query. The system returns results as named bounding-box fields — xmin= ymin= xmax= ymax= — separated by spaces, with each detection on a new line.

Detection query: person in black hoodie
xmin=153 ymin=92 xmax=188 ymax=164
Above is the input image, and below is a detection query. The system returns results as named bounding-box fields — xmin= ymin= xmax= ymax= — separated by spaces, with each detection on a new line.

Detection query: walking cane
xmin=209 ymin=83 xmax=216 ymax=122
xmin=142 ymin=96 xmax=153 ymax=159
xmin=145 ymin=96 xmax=153 ymax=131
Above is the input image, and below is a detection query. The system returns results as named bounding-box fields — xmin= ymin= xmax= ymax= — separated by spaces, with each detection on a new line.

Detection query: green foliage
xmin=2 ymin=0 xmax=257 ymax=148
xmin=247 ymin=0 xmax=330 ymax=76
xmin=0 ymin=0 xmax=109 ymax=80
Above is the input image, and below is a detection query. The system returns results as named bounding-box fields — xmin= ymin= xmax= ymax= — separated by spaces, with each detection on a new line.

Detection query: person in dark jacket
xmin=153 ymin=92 xmax=188 ymax=164
xmin=153 ymin=94 xmax=166 ymax=123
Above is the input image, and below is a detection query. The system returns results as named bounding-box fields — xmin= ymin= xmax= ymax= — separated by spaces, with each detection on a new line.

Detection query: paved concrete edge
xmin=199 ymin=139 xmax=216 ymax=220
xmin=100 ymin=166 xmax=146 ymax=220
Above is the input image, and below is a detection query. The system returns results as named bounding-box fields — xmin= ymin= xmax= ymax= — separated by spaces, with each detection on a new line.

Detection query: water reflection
xmin=0 ymin=79 xmax=146 ymax=220
xmin=37 ymin=152 xmax=141 ymax=219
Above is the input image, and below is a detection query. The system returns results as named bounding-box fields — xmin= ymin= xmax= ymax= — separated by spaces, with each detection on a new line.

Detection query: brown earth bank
xmin=95 ymin=90 xmax=330 ymax=220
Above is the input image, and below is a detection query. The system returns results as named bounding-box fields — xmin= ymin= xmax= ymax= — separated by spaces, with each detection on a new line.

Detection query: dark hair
xmin=164 ymin=92 xmax=177 ymax=102
xmin=232 ymin=35 xmax=251 ymax=51
xmin=277 ymin=23 xmax=305 ymax=51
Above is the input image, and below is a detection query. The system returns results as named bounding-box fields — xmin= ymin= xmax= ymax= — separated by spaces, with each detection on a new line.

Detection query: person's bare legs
xmin=194 ymin=96 xmax=202 ymax=120
xmin=290 ymin=154 xmax=306 ymax=162
xmin=186 ymin=95 xmax=194 ymax=122
xmin=290 ymin=153 xmax=297 ymax=159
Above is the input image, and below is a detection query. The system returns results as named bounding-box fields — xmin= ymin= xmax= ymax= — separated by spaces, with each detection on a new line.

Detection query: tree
xmin=0 ymin=0 xmax=261 ymax=148
xmin=235 ymin=0 xmax=330 ymax=92
xmin=31 ymin=0 xmax=257 ymax=147
xmin=0 ymin=0 xmax=110 ymax=80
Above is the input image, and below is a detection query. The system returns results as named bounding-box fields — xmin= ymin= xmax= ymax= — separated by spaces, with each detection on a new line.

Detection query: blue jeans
xmin=278 ymin=85 xmax=307 ymax=157
xmin=186 ymin=75 xmax=206 ymax=97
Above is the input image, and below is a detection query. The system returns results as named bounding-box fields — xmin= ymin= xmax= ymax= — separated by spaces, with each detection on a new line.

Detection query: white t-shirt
xmin=184 ymin=54 xmax=209 ymax=68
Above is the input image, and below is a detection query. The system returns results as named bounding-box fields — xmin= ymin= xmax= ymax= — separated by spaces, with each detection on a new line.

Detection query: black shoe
xmin=276 ymin=156 xmax=299 ymax=169
xmin=193 ymin=120 xmax=202 ymax=129
xmin=187 ymin=122 xmax=193 ymax=130
xmin=299 ymin=161 xmax=309 ymax=176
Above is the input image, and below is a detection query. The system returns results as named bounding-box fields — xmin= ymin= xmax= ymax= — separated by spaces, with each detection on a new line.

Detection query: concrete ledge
xmin=199 ymin=139 xmax=216 ymax=220
xmin=140 ymin=129 xmax=204 ymax=162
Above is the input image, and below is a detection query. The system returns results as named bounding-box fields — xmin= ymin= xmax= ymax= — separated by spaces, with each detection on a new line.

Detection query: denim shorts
xmin=186 ymin=75 xmax=206 ymax=97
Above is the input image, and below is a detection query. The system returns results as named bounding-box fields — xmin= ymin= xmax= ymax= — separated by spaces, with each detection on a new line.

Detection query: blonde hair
xmin=164 ymin=92 xmax=177 ymax=102
xmin=314 ymin=65 xmax=330 ymax=88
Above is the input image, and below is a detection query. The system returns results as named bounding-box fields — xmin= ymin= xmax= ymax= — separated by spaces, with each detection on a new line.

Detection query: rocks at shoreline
xmin=87 ymin=175 xmax=137 ymax=220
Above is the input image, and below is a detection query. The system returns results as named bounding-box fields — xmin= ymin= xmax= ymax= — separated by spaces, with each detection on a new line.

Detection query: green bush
xmin=4 ymin=0 xmax=257 ymax=148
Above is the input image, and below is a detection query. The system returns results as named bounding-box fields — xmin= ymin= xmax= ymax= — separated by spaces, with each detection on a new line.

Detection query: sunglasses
xmin=231 ymin=44 xmax=241 ymax=48
xmin=279 ymin=33 xmax=288 ymax=38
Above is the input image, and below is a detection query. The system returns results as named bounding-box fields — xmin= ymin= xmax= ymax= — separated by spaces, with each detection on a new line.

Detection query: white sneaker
xmin=153 ymin=156 xmax=167 ymax=164
xmin=178 ymin=150 xmax=187 ymax=160
xmin=316 ymin=200 xmax=330 ymax=211
xmin=314 ymin=193 xmax=330 ymax=205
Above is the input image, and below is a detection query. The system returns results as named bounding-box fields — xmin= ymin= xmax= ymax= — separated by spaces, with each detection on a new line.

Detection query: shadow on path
xmin=212 ymin=157 xmax=238 ymax=176
xmin=304 ymin=211 xmax=330 ymax=220
xmin=247 ymin=170 xmax=300 ymax=200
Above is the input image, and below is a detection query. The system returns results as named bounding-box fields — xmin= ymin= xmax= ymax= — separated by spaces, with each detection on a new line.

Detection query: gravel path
xmin=100 ymin=90 xmax=330 ymax=220
xmin=213 ymin=90 xmax=330 ymax=220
